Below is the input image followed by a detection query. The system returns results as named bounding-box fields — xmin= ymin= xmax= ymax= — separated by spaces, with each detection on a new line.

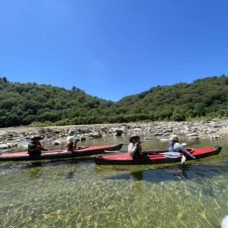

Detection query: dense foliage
xmin=0 ymin=75 xmax=227 ymax=127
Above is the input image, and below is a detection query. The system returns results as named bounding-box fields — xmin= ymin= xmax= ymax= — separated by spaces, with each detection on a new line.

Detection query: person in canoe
xmin=168 ymin=135 xmax=195 ymax=159
xmin=128 ymin=134 xmax=145 ymax=157
xmin=28 ymin=135 xmax=48 ymax=158
xmin=66 ymin=136 xmax=80 ymax=152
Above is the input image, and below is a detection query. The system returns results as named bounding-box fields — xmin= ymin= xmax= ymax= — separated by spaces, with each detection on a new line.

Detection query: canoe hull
xmin=94 ymin=146 xmax=222 ymax=165
xmin=0 ymin=143 xmax=123 ymax=161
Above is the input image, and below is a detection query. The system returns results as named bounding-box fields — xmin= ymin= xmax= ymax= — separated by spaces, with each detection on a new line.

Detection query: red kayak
xmin=94 ymin=146 xmax=222 ymax=165
xmin=0 ymin=143 xmax=123 ymax=161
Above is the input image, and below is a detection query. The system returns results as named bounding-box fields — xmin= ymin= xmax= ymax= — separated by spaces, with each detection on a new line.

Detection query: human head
xmin=169 ymin=135 xmax=179 ymax=142
xmin=129 ymin=134 xmax=140 ymax=142
xmin=31 ymin=135 xmax=43 ymax=141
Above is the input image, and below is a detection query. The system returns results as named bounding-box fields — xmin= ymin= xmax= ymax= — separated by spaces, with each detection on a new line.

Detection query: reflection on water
xmin=0 ymin=137 xmax=227 ymax=227
xmin=130 ymin=170 xmax=144 ymax=181
xmin=102 ymin=162 xmax=227 ymax=184
xmin=28 ymin=162 xmax=42 ymax=179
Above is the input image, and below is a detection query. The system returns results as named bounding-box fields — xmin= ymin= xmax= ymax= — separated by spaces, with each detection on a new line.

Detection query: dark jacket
xmin=67 ymin=141 xmax=74 ymax=151
xmin=28 ymin=141 xmax=42 ymax=157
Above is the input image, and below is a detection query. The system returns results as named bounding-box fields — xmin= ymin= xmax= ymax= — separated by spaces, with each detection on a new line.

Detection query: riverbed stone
xmin=0 ymin=119 xmax=227 ymax=150
xmin=0 ymin=144 xmax=9 ymax=149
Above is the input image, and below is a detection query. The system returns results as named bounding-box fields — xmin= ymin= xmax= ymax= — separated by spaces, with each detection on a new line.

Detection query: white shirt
xmin=128 ymin=142 xmax=139 ymax=156
xmin=173 ymin=142 xmax=184 ymax=152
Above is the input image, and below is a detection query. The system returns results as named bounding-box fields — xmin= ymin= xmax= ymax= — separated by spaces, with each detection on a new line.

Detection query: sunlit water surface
xmin=0 ymin=135 xmax=227 ymax=228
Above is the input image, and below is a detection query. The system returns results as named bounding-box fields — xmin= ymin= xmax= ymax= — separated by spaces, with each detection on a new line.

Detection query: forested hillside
xmin=113 ymin=75 xmax=228 ymax=122
xmin=0 ymin=75 xmax=227 ymax=127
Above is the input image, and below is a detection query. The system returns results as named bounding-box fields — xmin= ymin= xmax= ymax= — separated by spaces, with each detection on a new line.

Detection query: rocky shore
xmin=0 ymin=119 xmax=227 ymax=150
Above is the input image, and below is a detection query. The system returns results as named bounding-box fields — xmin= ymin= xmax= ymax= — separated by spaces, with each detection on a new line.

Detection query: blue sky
xmin=0 ymin=0 xmax=228 ymax=101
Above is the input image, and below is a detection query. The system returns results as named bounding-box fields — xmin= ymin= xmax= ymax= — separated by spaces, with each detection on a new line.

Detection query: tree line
xmin=0 ymin=75 xmax=227 ymax=127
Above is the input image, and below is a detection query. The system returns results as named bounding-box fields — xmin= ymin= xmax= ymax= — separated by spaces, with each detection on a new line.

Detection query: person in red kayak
xmin=128 ymin=134 xmax=144 ymax=157
xmin=66 ymin=136 xmax=80 ymax=152
xmin=168 ymin=135 xmax=195 ymax=159
xmin=28 ymin=135 xmax=47 ymax=157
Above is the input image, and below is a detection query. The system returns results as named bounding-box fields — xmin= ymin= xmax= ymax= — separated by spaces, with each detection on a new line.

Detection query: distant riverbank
xmin=1 ymin=119 xmax=228 ymax=136
xmin=0 ymin=119 xmax=227 ymax=150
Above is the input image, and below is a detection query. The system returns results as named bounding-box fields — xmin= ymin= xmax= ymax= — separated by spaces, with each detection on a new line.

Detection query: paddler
xmin=66 ymin=136 xmax=80 ymax=152
xmin=128 ymin=134 xmax=145 ymax=157
xmin=28 ymin=135 xmax=48 ymax=158
xmin=168 ymin=135 xmax=195 ymax=159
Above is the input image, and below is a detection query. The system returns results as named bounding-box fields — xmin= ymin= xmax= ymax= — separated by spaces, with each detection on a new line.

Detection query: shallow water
xmin=0 ymin=135 xmax=227 ymax=228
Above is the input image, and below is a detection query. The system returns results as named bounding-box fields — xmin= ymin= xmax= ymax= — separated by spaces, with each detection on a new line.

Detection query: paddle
xmin=160 ymin=152 xmax=181 ymax=158
xmin=104 ymin=150 xmax=122 ymax=153
xmin=181 ymin=155 xmax=186 ymax=164
xmin=105 ymin=150 xmax=188 ymax=162
xmin=104 ymin=150 xmax=182 ymax=158
xmin=157 ymin=152 xmax=187 ymax=164
xmin=222 ymin=215 xmax=228 ymax=228
xmin=181 ymin=149 xmax=195 ymax=159
xmin=154 ymin=152 xmax=188 ymax=164
xmin=21 ymin=140 xmax=33 ymax=146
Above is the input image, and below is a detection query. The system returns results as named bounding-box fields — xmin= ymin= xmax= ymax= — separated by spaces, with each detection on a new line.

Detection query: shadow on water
xmin=0 ymin=156 xmax=91 ymax=169
xmin=0 ymin=157 xmax=93 ymax=180
xmin=102 ymin=165 xmax=187 ymax=183
xmin=102 ymin=162 xmax=228 ymax=183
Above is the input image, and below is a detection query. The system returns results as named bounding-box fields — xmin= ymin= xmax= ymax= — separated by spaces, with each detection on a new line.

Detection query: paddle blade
xmin=21 ymin=140 xmax=32 ymax=146
xmin=181 ymin=155 xmax=186 ymax=164
xmin=104 ymin=150 xmax=121 ymax=153
xmin=222 ymin=215 xmax=228 ymax=228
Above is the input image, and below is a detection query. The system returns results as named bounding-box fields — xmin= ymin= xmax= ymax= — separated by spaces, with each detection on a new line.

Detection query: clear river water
xmin=0 ymin=135 xmax=227 ymax=228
